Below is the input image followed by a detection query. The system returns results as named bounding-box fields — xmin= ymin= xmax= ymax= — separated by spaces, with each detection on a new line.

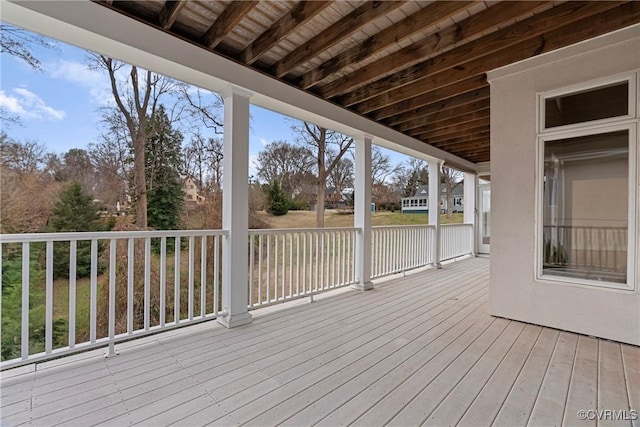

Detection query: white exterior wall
xmin=488 ymin=25 xmax=640 ymax=345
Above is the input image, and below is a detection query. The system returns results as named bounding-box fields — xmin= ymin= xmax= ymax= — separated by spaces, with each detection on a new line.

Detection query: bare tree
xmin=293 ymin=122 xmax=352 ymax=228
xmin=90 ymin=55 xmax=174 ymax=228
xmin=371 ymin=146 xmax=400 ymax=187
xmin=177 ymin=84 xmax=224 ymax=134
xmin=256 ymin=140 xmax=314 ymax=198
xmin=0 ymin=24 xmax=56 ymax=71
xmin=327 ymin=153 xmax=353 ymax=197
xmin=89 ymin=114 xmax=133 ymax=207
xmin=0 ymin=134 xmax=47 ymax=176
xmin=391 ymin=157 xmax=429 ymax=198
xmin=441 ymin=165 xmax=463 ymax=218
xmin=182 ymin=133 xmax=224 ymax=193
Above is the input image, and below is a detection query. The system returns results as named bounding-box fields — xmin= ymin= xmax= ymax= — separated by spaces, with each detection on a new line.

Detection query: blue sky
xmin=1 ymin=25 xmax=409 ymax=176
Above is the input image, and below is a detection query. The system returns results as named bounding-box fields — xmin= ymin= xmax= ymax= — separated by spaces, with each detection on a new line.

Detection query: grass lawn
xmin=254 ymin=210 xmax=463 ymax=229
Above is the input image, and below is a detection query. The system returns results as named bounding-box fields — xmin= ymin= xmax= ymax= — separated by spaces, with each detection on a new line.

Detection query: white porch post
xmin=352 ymin=134 xmax=373 ymax=291
xmin=464 ymin=172 xmax=478 ymax=256
xmin=429 ymin=160 xmax=442 ymax=268
xmin=218 ymin=85 xmax=253 ymax=328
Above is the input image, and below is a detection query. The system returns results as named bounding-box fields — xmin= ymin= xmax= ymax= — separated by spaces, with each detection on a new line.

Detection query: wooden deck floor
xmin=1 ymin=257 xmax=639 ymax=426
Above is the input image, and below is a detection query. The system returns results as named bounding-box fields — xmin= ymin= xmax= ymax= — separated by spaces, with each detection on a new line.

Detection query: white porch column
xmin=464 ymin=172 xmax=478 ymax=255
xmin=218 ymin=85 xmax=253 ymax=328
xmin=352 ymin=134 xmax=373 ymax=291
xmin=429 ymin=160 xmax=443 ymax=268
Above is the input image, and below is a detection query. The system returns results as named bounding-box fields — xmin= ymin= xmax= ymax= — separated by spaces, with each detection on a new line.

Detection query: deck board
xmin=1 ymin=257 xmax=638 ymax=427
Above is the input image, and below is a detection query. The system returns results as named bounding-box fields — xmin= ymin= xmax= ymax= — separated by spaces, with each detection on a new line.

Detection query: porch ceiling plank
xmin=158 ymin=0 xmax=186 ymax=30
xmin=383 ymin=87 xmax=490 ymax=128
xmin=298 ymin=0 xmax=476 ymax=90
xmin=367 ymin=76 xmax=489 ymax=122
xmin=241 ymin=1 xmax=333 ymax=66
xmin=319 ymin=0 xmax=552 ymax=101
xmin=396 ymin=100 xmax=491 ymax=133
xmin=272 ymin=1 xmax=407 ymax=79
xmin=348 ymin=0 xmax=635 ymax=115
xmin=201 ymin=1 xmax=259 ymax=49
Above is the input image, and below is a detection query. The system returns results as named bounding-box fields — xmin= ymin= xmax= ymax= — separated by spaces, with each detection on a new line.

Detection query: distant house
xmin=401 ymin=184 xmax=463 ymax=213
xmin=183 ymin=176 xmax=206 ymax=204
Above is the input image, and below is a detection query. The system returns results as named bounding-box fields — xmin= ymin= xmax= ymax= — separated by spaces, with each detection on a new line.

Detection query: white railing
xmin=1 ymin=222 xmax=476 ymax=369
xmin=440 ymin=223 xmax=474 ymax=261
xmin=248 ymin=228 xmax=357 ymax=308
xmin=0 ymin=229 xmax=226 ymax=370
xmin=371 ymin=225 xmax=435 ymax=278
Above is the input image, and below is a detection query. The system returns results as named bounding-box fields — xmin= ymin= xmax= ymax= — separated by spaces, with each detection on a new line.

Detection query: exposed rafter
xmin=273 ymin=1 xmax=406 ymax=78
xmin=92 ymin=0 xmax=639 ymax=165
xmin=241 ymin=1 xmax=332 ymax=65
xmin=368 ymin=77 xmax=488 ymax=122
xmin=319 ymin=0 xmax=551 ymax=100
xmin=395 ymin=99 xmax=491 ymax=133
xmin=158 ymin=0 xmax=186 ymax=30
xmin=344 ymin=0 xmax=627 ymax=115
xmin=202 ymin=1 xmax=258 ymax=49
xmin=384 ymin=88 xmax=490 ymax=128
xmin=299 ymin=1 xmax=475 ymax=90
xmin=411 ymin=119 xmax=490 ymax=140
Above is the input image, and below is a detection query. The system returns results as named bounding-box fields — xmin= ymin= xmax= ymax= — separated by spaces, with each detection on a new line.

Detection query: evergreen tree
xmin=49 ymin=181 xmax=113 ymax=278
xmin=145 ymin=105 xmax=184 ymax=231
xmin=265 ymin=180 xmax=290 ymax=216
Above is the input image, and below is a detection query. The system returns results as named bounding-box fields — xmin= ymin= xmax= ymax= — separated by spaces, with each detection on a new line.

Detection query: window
xmin=538 ymin=75 xmax=637 ymax=289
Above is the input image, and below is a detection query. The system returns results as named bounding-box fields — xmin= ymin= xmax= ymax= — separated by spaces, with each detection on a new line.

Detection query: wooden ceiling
xmin=96 ymin=0 xmax=640 ymax=165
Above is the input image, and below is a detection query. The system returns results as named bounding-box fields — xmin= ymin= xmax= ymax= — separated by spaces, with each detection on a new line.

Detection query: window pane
xmin=545 ymin=82 xmax=628 ymax=128
xmin=542 ymin=130 xmax=628 ymax=283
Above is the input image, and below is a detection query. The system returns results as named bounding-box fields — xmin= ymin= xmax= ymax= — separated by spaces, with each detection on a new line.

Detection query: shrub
xmin=265 ymin=180 xmax=290 ymax=216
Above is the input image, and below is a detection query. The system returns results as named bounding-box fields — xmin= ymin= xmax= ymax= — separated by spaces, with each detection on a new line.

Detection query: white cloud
xmin=47 ymin=59 xmax=111 ymax=105
xmin=0 ymin=88 xmax=66 ymax=121
xmin=259 ymin=137 xmax=268 ymax=146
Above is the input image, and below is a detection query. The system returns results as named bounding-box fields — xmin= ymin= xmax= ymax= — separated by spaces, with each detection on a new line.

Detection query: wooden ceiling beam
xmin=332 ymin=1 xmax=622 ymax=106
xmin=401 ymin=108 xmax=490 ymax=134
xmin=434 ymin=145 xmax=491 ymax=162
xmin=384 ymin=87 xmax=490 ymax=127
xmin=348 ymin=1 xmax=633 ymax=115
xmin=318 ymin=0 xmax=551 ymax=100
xmin=299 ymin=1 xmax=475 ymax=90
xmin=434 ymin=140 xmax=491 ymax=152
xmin=273 ymin=1 xmax=406 ymax=78
xmin=368 ymin=77 xmax=488 ymax=122
xmin=202 ymin=1 xmax=258 ymax=49
xmin=241 ymin=1 xmax=332 ymax=65
xmin=158 ymin=1 xmax=186 ymax=30
xmin=428 ymin=132 xmax=491 ymax=148
xmin=394 ymin=99 xmax=491 ymax=133
xmin=410 ymin=119 xmax=489 ymax=140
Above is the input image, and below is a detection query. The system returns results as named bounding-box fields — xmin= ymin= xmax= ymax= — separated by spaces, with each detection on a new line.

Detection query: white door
xmin=478 ymin=185 xmax=491 ymax=254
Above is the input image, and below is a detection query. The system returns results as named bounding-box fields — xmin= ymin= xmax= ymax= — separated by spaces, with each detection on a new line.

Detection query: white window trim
xmin=538 ymin=73 xmax=637 ymax=134
xmin=536 ymin=72 xmax=638 ymax=291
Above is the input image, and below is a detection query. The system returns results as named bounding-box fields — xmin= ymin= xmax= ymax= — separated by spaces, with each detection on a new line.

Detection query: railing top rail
xmin=372 ymin=224 xmax=435 ymax=230
xmin=249 ymin=227 xmax=360 ymax=235
xmin=0 ymin=229 xmax=229 ymax=243
xmin=441 ymin=223 xmax=473 ymax=228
